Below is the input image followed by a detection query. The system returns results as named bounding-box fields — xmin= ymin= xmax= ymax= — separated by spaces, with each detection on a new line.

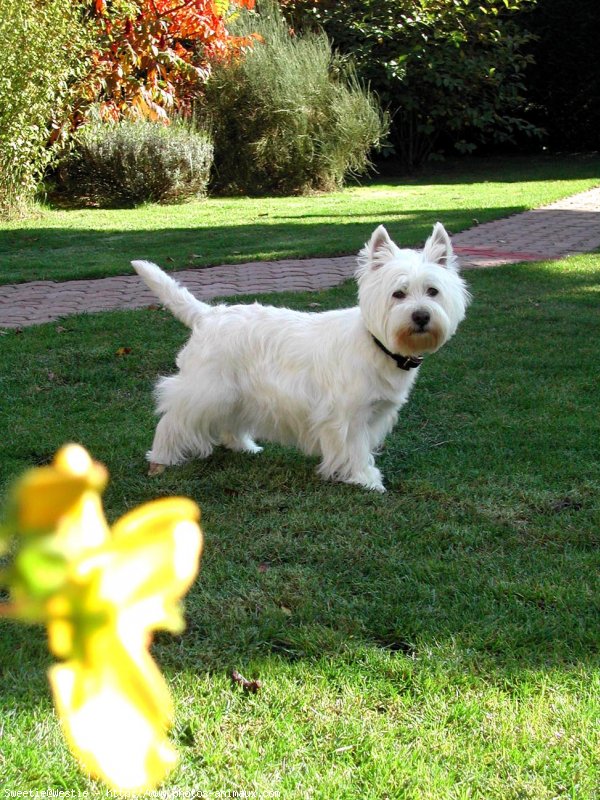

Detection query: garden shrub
xmin=202 ymin=1 xmax=388 ymax=195
xmin=0 ymin=0 xmax=88 ymax=214
xmin=60 ymin=117 xmax=214 ymax=206
xmin=82 ymin=0 xmax=255 ymax=123
xmin=282 ymin=0 xmax=540 ymax=170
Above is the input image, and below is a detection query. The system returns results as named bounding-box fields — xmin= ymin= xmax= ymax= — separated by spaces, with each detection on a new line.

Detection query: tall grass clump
xmin=203 ymin=1 xmax=388 ymax=195
xmin=0 ymin=0 xmax=88 ymax=215
xmin=59 ymin=117 xmax=214 ymax=207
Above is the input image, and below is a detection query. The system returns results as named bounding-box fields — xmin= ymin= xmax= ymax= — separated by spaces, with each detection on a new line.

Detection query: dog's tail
xmin=132 ymin=260 xmax=209 ymax=328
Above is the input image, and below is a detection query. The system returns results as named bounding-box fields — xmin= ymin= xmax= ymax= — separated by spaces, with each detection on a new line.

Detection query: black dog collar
xmin=372 ymin=335 xmax=423 ymax=371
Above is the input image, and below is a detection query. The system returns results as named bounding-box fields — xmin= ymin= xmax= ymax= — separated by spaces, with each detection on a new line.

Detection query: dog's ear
xmin=358 ymin=225 xmax=396 ymax=272
xmin=423 ymin=222 xmax=455 ymax=269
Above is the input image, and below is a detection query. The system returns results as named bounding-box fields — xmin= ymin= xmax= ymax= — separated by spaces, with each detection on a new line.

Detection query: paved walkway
xmin=1 ymin=187 xmax=598 ymax=329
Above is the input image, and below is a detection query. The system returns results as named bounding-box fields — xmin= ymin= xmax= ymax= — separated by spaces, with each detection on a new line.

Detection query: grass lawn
xmin=1 ymin=153 xmax=599 ymax=284
xmin=0 ymin=251 xmax=599 ymax=798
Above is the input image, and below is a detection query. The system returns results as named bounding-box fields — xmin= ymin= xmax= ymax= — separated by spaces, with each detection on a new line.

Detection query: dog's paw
xmin=354 ymin=466 xmax=386 ymax=493
xmin=148 ymin=462 xmax=166 ymax=476
xmin=356 ymin=475 xmax=386 ymax=492
xmin=241 ymin=441 xmax=263 ymax=454
xmin=334 ymin=467 xmax=386 ymax=493
xmin=221 ymin=434 xmax=263 ymax=454
xmin=345 ymin=477 xmax=386 ymax=492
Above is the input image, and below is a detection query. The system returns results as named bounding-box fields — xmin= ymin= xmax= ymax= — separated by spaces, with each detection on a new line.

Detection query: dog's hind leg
xmin=147 ymin=410 xmax=214 ymax=473
xmin=147 ymin=416 xmax=181 ymax=474
xmin=147 ymin=374 xmax=216 ymax=473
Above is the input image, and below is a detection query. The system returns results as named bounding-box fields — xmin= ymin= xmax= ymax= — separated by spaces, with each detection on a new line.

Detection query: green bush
xmin=0 ymin=0 xmax=88 ymax=214
xmin=202 ymin=1 xmax=388 ymax=195
xmin=60 ymin=117 xmax=214 ymax=207
xmin=283 ymin=0 xmax=540 ymax=169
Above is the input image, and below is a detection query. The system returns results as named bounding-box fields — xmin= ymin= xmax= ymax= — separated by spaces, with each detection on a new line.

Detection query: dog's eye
xmin=426 ymin=287 xmax=439 ymax=297
xmin=392 ymin=290 xmax=406 ymax=300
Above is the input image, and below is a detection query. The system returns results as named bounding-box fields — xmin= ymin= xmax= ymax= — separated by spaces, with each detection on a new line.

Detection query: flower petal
xmin=98 ymin=500 xmax=203 ymax=632
xmin=111 ymin=497 xmax=200 ymax=540
xmin=14 ymin=444 xmax=109 ymax=549
xmin=15 ymin=470 xmax=89 ymax=531
xmin=49 ymin=655 xmax=178 ymax=793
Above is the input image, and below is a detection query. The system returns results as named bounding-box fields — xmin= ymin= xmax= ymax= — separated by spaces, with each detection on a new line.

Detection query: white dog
xmin=132 ymin=223 xmax=470 ymax=492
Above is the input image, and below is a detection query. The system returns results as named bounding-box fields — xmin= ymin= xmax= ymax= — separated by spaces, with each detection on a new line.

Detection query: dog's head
xmin=356 ymin=223 xmax=471 ymax=357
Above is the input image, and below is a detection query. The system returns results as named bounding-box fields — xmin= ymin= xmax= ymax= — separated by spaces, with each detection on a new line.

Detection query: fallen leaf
xmin=116 ymin=347 xmax=132 ymax=357
xmin=551 ymin=497 xmax=583 ymax=513
xmin=231 ymin=670 xmax=262 ymax=693
xmin=148 ymin=463 xmax=166 ymax=477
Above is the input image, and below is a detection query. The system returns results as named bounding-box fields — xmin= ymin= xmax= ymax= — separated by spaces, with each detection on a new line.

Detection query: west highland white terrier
xmin=132 ymin=223 xmax=470 ymax=492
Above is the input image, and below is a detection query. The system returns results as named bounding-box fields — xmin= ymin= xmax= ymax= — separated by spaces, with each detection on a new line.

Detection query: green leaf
xmin=15 ymin=543 xmax=68 ymax=599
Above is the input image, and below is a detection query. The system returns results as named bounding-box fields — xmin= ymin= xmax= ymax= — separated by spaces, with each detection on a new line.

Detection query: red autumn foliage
xmin=81 ymin=0 xmax=256 ymax=122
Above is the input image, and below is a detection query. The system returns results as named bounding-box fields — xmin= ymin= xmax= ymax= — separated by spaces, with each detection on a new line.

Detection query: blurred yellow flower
xmin=15 ymin=443 xmax=108 ymax=539
xmin=0 ymin=444 xmax=203 ymax=794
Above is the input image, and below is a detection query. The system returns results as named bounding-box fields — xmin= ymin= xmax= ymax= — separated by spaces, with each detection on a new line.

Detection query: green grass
xmin=1 ymin=154 xmax=599 ymax=284
xmin=0 ymin=252 xmax=599 ymax=798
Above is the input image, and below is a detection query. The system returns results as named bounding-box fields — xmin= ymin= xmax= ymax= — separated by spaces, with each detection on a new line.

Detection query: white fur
xmin=132 ymin=223 xmax=470 ymax=492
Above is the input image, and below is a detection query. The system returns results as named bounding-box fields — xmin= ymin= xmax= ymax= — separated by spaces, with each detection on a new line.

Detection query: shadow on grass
xmin=377 ymin=152 xmax=600 ymax=184
xmin=0 ymin=206 xmax=524 ymax=284
xmin=0 ymin=258 xmax=599 ymax=709
xmin=2 ymin=149 xmax=599 ymax=286
xmin=1 ymin=203 xmax=599 ymax=290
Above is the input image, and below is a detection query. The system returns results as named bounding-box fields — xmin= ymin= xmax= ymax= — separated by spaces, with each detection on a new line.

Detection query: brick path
xmin=1 ymin=186 xmax=598 ymax=329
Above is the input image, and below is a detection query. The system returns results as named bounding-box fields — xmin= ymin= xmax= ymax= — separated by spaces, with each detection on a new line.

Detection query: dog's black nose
xmin=412 ymin=310 xmax=431 ymax=329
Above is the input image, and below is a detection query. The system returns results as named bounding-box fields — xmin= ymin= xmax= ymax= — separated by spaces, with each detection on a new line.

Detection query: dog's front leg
xmin=367 ymin=403 xmax=400 ymax=454
xmin=316 ymin=416 xmax=385 ymax=492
